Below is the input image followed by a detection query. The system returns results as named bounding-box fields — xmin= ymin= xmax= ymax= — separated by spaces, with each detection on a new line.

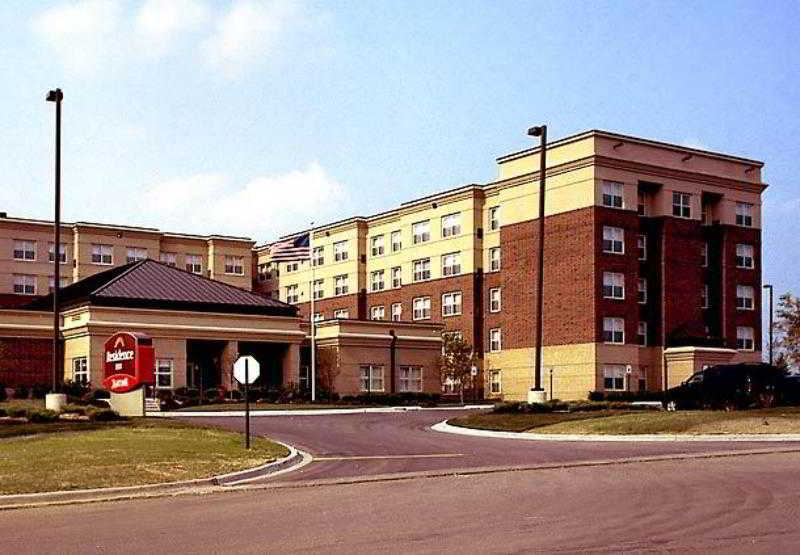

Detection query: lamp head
xmin=527 ymin=125 xmax=545 ymax=137
xmin=46 ymin=89 xmax=63 ymax=102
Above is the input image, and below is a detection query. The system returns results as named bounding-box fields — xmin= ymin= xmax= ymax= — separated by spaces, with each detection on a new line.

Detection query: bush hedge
xmin=89 ymin=408 xmax=121 ymax=422
xmin=8 ymin=407 xmax=28 ymax=418
xmin=27 ymin=409 xmax=59 ymax=423
xmin=13 ymin=385 xmax=29 ymax=399
xmin=588 ymin=391 xmax=664 ymax=402
xmin=493 ymin=399 xmax=661 ymax=414
xmin=0 ymin=383 xmax=7 ymax=402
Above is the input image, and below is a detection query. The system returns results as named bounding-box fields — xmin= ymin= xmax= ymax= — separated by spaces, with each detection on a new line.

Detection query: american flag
xmin=269 ymin=233 xmax=310 ymax=262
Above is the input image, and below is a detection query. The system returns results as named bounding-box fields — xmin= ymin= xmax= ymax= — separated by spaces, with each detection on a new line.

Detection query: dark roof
xmin=25 ymin=259 xmax=297 ymax=317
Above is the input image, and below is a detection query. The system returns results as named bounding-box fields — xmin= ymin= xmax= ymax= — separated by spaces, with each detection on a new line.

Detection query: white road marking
xmin=313 ymin=453 xmax=464 ymax=461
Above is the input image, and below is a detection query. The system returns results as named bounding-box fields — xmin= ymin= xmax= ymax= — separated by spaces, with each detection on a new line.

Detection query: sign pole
xmin=245 ymin=358 xmax=250 ymax=450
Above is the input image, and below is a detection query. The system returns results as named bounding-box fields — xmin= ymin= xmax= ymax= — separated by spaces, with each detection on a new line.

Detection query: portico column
xmin=221 ymin=340 xmax=238 ymax=391
xmin=282 ymin=342 xmax=301 ymax=388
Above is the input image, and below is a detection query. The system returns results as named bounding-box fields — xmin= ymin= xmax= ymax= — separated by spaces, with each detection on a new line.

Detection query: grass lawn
xmin=0 ymin=418 xmax=288 ymax=495
xmin=449 ymin=407 xmax=800 ymax=435
xmin=0 ymin=399 xmax=45 ymax=411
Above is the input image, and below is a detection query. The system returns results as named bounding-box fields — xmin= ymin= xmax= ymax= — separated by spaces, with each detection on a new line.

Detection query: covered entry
xmin=238 ymin=342 xmax=289 ymax=389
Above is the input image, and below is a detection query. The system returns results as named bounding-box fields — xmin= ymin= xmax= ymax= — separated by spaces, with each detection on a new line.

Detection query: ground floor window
xmin=603 ymin=364 xmax=626 ymax=391
xmin=399 ymin=366 xmax=423 ymax=392
xmin=638 ymin=366 xmax=647 ymax=392
xmin=489 ymin=369 xmax=501 ymax=394
xmin=72 ymin=357 xmax=89 ymax=384
xmin=442 ymin=377 xmax=459 ymax=393
xmin=299 ymin=365 xmax=310 ymax=391
xmin=360 ymin=364 xmax=384 ymax=392
xmin=155 ymin=359 xmax=173 ymax=389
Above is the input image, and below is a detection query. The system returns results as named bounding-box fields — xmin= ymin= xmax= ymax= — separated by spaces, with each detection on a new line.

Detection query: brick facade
xmin=0 ymin=338 xmax=53 ymax=387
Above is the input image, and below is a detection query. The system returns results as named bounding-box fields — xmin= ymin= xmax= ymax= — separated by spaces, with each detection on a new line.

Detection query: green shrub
xmin=27 ymin=409 xmax=59 ymax=423
xmin=61 ymin=380 xmax=90 ymax=398
xmin=61 ymin=404 xmax=88 ymax=415
xmin=89 ymin=408 xmax=121 ymax=422
xmin=31 ymin=383 xmax=50 ymax=399
xmin=0 ymin=383 xmax=7 ymax=402
xmin=13 ymin=385 xmax=29 ymax=399
xmin=8 ymin=407 xmax=28 ymax=418
xmin=0 ymin=408 xmax=7 ymax=417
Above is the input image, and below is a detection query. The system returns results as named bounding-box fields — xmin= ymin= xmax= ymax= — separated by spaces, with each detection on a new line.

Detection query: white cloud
xmin=135 ymin=0 xmax=209 ymax=53
xmin=201 ymin=0 xmax=305 ymax=77
xmin=31 ymin=0 xmax=123 ymax=73
xmin=140 ymin=162 xmax=347 ymax=240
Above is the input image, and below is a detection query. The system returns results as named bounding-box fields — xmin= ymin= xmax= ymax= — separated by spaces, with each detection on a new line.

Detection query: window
xmin=155 ymin=359 xmax=173 ymax=389
xmin=185 ymin=254 xmax=202 ymax=274
xmin=602 ymin=182 xmax=624 ymax=208
xmin=489 ymin=370 xmax=501 ymax=394
xmin=286 ymin=284 xmax=299 ymax=304
xmin=441 ymin=252 xmax=461 ymax=276
xmin=489 ymin=328 xmax=502 ymax=352
xmin=489 ymin=287 xmax=501 ymax=312
xmin=360 ymin=365 xmax=384 ymax=392
xmin=701 ymin=242 xmax=708 ymax=268
xmin=603 ymin=317 xmax=625 ymax=344
xmin=637 ymin=234 xmax=647 ymax=261
xmin=13 ymin=240 xmax=36 ymax=261
xmin=442 ymin=292 xmax=462 ymax=316
xmin=48 ymin=276 xmax=68 ymax=293
xmin=313 ymin=279 xmax=324 ymax=300
xmin=603 ymin=226 xmax=624 ymax=254
xmin=368 ymin=305 xmax=384 ymax=320
xmin=126 ymin=247 xmax=147 ymax=263
xmin=701 ymin=284 xmax=709 ymax=309
xmin=285 ymin=262 xmax=299 ymax=273
xmin=370 ymin=270 xmax=385 ymax=292
xmin=736 ymin=244 xmax=754 ymax=269
xmin=73 ymin=357 xmax=89 ymax=384
xmin=399 ymin=366 xmax=423 ymax=392
xmin=489 ymin=206 xmax=500 ymax=231
xmin=413 ymin=296 xmax=431 ymax=320
xmin=312 ymin=246 xmax=324 ymax=266
xmin=334 ymin=274 xmax=349 ymax=296
xmin=391 ymin=303 xmax=402 ymax=321
xmin=312 ymin=312 xmax=324 ymax=322
xmin=602 ymin=272 xmax=625 ymax=300
xmin=224 ymin=255 xmax=244 ymax=275
xmin=91 ymin=244 xmax=113 ymax=265
xmin=701 ymin=202 xmax=711 ymax=225
xmin=160 ymin=252 xmax=177 ymax=267
xmin=13 ymin=274 xmax=35 ymax=295
xmin=48 ymin=242 xmax=67 ymax=263
xmin=735 ymin=202 xmax=753 ymax=227
xmin=412 ymin=220 xmax=430 ymax=244
xmin=333 ymin=240 xmax=349 ymax=262
xmin=391 ymin=266 xmax=402 ymax=288
xmin=299 ymin=366 xmax=310 ymax=391
xmin=413 ymin=258 xmax=431 ymax=282
xmin=441 ymin=213 xmax=461 ymax=237
xmin=639 ymin=367 xmax=647 ymax=392
xmin=333 ymin=309 xmax=349 ymax=319
xmin=736 ymin=327 xmax=754 ymax=351
xmin=371 ymin=235 xmax=385 ymax=256
xmin=672 ymin=192 xmax=691 ymax=218
xmin=637 ymin=191 xmax=649 ymax=216
xmin=603 ymin=365 xmax=625 ymax=391
xmin=736 ymin=285 xmax=754 ymax=310
xmin=637 ymin=322 xmax=648 ymax=346
xmin=637 ymin=278 xmax=647 ymax=304
xmin=489 ymin=247 xmax=501 ymax=271
xmin=391 ymin=230 xmax=402 ymax=252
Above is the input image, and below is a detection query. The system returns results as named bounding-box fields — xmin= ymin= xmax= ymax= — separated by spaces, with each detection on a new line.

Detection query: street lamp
xmin=764 ymin=284 xmax=774 ymax=365
xmin=46 ymin=88 xmax=63 ymax=394
xmin=527 ymin=124 xmax=547 ymax=403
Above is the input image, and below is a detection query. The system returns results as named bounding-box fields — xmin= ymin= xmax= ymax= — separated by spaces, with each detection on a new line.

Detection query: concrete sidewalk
xmin=151 ymin=405 xmax=492 ymax=417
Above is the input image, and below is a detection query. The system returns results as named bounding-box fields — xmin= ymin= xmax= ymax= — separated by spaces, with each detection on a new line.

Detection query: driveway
xmin=186 ymin=409 xmax=800 ymax=482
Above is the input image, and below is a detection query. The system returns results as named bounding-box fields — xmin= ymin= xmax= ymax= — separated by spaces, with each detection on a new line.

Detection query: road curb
xmin=152 ymin=405 xmax=492 ymax=417
xmin=432 ymin=419 xmax=800 ymax=442
xmin=0 ymin=439 xmax=305 ymax=511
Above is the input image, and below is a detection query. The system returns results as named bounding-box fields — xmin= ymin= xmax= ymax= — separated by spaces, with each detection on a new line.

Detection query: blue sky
xmin=1 ymin=0 xmax=799 ymax=303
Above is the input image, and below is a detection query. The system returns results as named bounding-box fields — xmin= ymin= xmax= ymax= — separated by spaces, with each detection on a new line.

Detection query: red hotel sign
xmin=102 ymin=331 xmax=155 ymax=393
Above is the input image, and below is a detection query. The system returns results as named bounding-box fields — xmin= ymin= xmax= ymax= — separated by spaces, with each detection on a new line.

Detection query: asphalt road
xmin=188 ymin=409 xmax=800 ymax=482
xmin=4 ymin=452 xmax=800 ymax=553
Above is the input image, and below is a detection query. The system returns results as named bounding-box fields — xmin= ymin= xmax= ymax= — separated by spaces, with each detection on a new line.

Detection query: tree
xmin=773 ymin=292 xmax=800 ymax=371
xmin=437 ymin=333 xmax=478 ymax=404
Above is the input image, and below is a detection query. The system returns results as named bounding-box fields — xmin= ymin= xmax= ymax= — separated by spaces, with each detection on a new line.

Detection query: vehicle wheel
xmin=665 ymin=400 xmax=677 ymax=412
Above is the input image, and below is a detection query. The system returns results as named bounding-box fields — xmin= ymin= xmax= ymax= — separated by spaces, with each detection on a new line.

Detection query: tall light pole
xmin=309 ymin=223 xmax=316 ymax=402
xmin=764 ymin=283 xmax=774 ymax=365
xmin=46 ymin=88 xmax=63 ymax=393
xmin=527 ymin=124 xmax=547 ymax=402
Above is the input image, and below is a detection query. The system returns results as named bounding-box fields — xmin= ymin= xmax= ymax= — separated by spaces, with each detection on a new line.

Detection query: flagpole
xmin=310 ymin=223 xmax=316 ymax=402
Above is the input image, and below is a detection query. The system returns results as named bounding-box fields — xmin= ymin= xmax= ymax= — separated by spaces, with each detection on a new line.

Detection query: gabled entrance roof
xmin=26 ymin=259 xmax=297 ymax=317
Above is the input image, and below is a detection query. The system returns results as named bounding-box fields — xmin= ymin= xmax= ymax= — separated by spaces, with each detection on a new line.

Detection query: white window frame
xmin=333 ymin=309 xmax=349 ymax=319
xmin=735 ymin=202 xmax=753 ymax=227
xmin=489 ymin=370 xmax=501 ymax=394
xmin=160 ymin=252 xmax=177 ymax=267
xmin=360 ymin=364 xmax=384 ymax=392
xmin=312 ymin=312 xmax=324 ymax=323
xmin=672 ymin=192 xmax=691 ymax=218
xmin=441 ymin=213 xmax=461 ymax=237
xmin=736 ymin=285 xmax=754 ymax=310
xmin=126 ymin=247 xmax=147 ymax=264
xmin=371 ymin=235 xmax=385 ymax=257
xmin=736 ymin=244 xmax=754 ymax=269
xmin=637 ymin=322 xmax=648 ymax=346
xmin=391 ymin=230 xmax=402 ymax=252
xmin=637 ymin=190 xmax=649 ymax=216
xmin=637 ymin=278 xmax=647 ymax=304
xmin=637 ymin=234 xmax=647 ymax=261
xmin=602 ymin=226 xmax=624 ymax=254
xmin=412 ymin=296 xmax=431 ymax=321
xmin=391 ymin=266 xmax=402 ymax=288
xmin=370 ymin=270 xmax=385 ymax=292
xmin=701 ymin=284 xmax=709 ymax=309
xmin=333 ymin=240 xmax=349 ymax=262
xmin=312 ymin=246 xmax=324 ymax=266
xmin=489 ymin=247 xmax=501 ymax=271
xmin=285 ymin=262 xmax=299 ymax=273
xmin=603 ymin=317 xmax=625 ymax=344
xmin=48 ymin=276 xmax=68 ymax=293
xmin=489 ymin=287 xmax=501 ymax=312
xmin=48 ymin=242 xmax=67 ymax=264
xmin=442 ymin=291 xmax=462 ymax=317
xmin=489 ymin=206 xmax=500 ymax=231
xmin=13 ymin=240 xmax=36 ymax=261
xmin=224 ymin=255 xmax=245 ymax=275
xmin=412 ymin=220 xmax=430 ymax=244
xmin=441 ymin=252 xmax=461 ymax=276
xmin=334 ymin=274 xmax=349 ymax=296
xmin=13 ymin=274 xmax=36 ymax=295
xmin=391 ymin=302 xmax=402 ymax=321
xmin=398 ymin=366 xmax=423 ymax=392
xmin=72 ymin=357 xmax=89 ymax=384
xmin=185 ymin=254 xmax=202 ymax=274
xmin=370 ymin=306 xmax=385 ymax=320
xmin=413 ymin=258 xmax=431 ymax=282
xmin=602 ymin=181 xmax=624 ymax=209
xmin=92 ymin=244 xmax=113 ymax=265
xmin=286 ymin=284 xmax=299 ymax=304
xmin=489 ymin=328 xmax=502 ymax=352
xmin=736 ymin=326 xmax=754 ymax=351
xmin=602 ymin=272 xmax=625 ymax=300
xmin=603 ymin=364 xmax=625 ymax=391
xmin=155 ymin=359 xmax=173 ymax=389
xmin=313 ymin=279 xmax=324 ymax=300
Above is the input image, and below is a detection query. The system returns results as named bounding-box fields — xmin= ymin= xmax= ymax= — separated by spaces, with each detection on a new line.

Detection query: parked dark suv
xmin=663 ymin=363 xmax=784 ymax=411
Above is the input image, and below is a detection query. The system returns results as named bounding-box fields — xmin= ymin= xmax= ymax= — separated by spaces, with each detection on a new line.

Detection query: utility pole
xmin=310 ymin=224 xmax=316 ymax=402
xmin=46 ymin=88 xmax=63 ymax=393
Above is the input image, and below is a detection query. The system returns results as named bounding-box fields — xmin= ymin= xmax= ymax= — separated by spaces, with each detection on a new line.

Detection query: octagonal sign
xmin=233 ymin=355 xmax=260 ymax=385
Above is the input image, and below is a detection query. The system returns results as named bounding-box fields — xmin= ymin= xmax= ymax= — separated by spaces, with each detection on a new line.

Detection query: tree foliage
xmin=436 ymin=333 xmax=477 ymax=403
xmin=774 ymin=292 xmax=800 ymax=370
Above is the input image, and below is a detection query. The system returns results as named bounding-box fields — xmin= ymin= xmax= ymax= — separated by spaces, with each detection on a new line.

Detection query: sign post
xmin=233 ymin=355 xmax=260 ymax=450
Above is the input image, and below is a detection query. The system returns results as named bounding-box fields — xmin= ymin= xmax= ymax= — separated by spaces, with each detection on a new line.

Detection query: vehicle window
xmin=686 ymin=373 xmax=704 ymax=384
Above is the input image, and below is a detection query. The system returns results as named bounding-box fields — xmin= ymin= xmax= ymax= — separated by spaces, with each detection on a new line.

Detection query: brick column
xmin=220 ymin=340 xmax=238 ymax=391
xmin=282 ymin=342 xmax=300 ymax=387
